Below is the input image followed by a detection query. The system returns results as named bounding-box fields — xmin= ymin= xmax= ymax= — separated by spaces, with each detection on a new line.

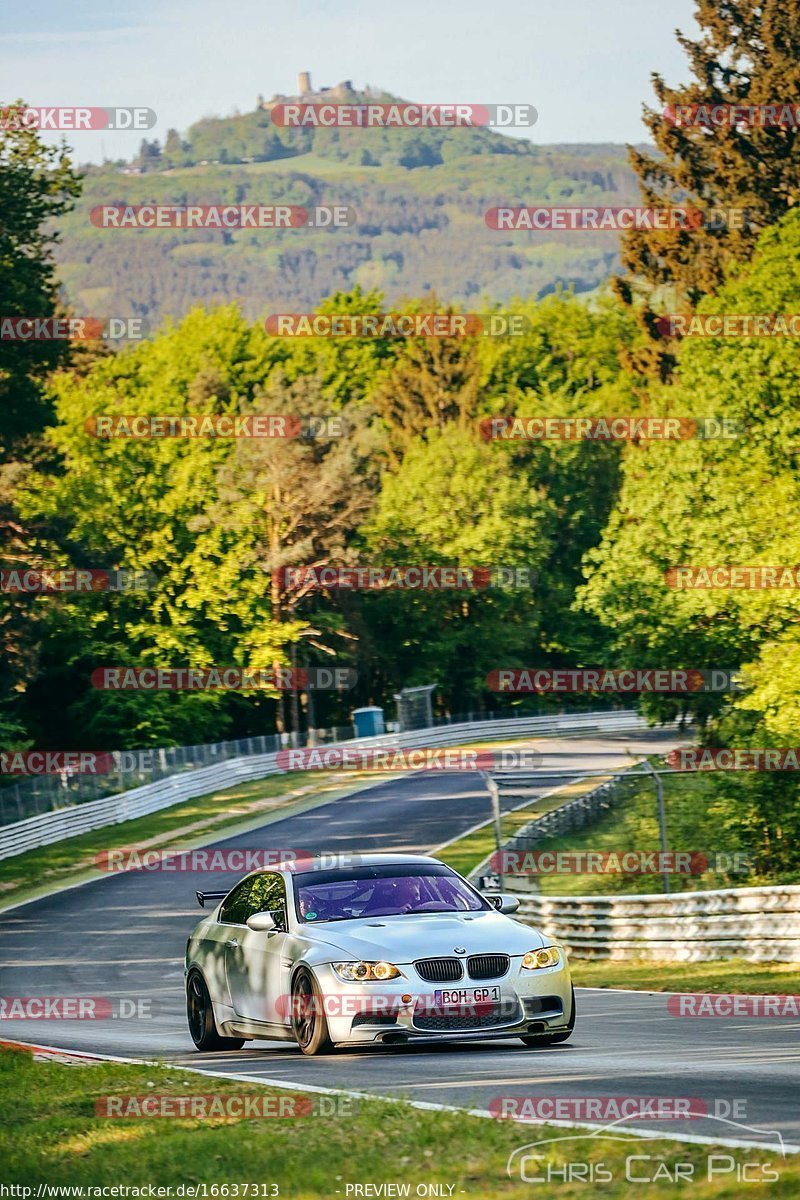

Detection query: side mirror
xmin=246 ymin=910 xmax=277 ymax=932
xmin=486 ymin=893 xmax=520 ymax=915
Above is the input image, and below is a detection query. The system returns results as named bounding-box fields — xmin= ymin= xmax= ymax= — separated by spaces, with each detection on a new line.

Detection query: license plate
xmin=433 ymin=986 xmax=500 ymax=1007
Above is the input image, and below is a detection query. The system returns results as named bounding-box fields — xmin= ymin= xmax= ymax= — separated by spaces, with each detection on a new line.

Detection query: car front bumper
xmin=311 ymin=956 xmax=573 ymax=1046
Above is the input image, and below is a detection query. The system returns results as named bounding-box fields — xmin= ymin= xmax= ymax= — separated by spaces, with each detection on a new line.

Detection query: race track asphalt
xmin=1 ymin=727 xmax=797 ymax=1151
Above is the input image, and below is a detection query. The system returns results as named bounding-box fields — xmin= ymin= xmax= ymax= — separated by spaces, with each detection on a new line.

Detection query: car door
xmin=207 ymin=876 xmax=256 ymax=1008
xmin=224 ymin=872 xmax=291 ymax=1026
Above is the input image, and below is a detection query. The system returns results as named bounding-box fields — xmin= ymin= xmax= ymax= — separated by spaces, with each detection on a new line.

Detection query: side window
xmin=246 ymin=873 xmax=288 ymax=932
xmin=219 ymin=877 xmax=254 ymax=925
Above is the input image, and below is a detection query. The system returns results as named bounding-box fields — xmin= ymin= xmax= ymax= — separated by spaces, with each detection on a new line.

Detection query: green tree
xmin=616 ymin=0 xmax=800 ymax=376
xmin=580 ymin=209 xmax=800 ymax=734
xmin=360 ymin=425 xmax=556 ymax=709
xmin=134 ymin=138 xmax=162 ymax=171
xmin=0 ymin=100 xmax=81 ymax=457
xmin=370 ymin=309 xmax=481 ymax=468
xmin=0 ymin=104 xmax=80 ymax=745
xmin=162 ymin=128 xmax=190 ymax=168
xmin=206 ymin=368 xmax=382 ymax=731
xmin=16 ymin=307 xmax=294 ymax=747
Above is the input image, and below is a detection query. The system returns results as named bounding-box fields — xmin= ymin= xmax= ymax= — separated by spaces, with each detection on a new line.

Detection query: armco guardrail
xmin=0 ymin=727 xmax=354 ymax=826
xmin=0 ymin=703 xmax=623 ymax=825
xmin=0 ymin=709 xmax=650 ymax=861
xmin=503 ymin=772 xmax=637 ymax=849
xmin=513 ymin=886 xmax=800 ymax=963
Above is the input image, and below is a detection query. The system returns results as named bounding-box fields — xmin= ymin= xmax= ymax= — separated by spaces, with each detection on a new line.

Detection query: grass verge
xmin=533 ymin=769 xmax=798 ymax=896
xmin=436 ymin=778 xmax=609 ymax=878
xmin=1 ymin=1048 xmax=796 ymax=1196
xmin=571 ymin=957 xmax=800 ymax=994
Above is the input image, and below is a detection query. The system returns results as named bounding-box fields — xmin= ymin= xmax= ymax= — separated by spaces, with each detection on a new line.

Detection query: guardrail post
xmin=480 ymin=771 xmax=504 ymax=890
xmin=635 ymin=755 xmax=671 ymax=894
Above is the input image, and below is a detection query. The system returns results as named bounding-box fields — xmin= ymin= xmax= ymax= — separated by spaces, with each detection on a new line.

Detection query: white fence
xmin=514 ymin=886 xmax=800 ymax=963
xmin=0 ymin=709 xmax=650 ymax=861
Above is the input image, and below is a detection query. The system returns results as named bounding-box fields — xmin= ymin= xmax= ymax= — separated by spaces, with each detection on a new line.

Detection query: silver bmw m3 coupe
xmin=185 ymin=852 xmax=575 ymax=1055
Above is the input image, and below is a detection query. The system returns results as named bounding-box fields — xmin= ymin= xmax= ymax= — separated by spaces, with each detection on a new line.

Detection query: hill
xmin=56 ymin=89 xmax=645 ymax=325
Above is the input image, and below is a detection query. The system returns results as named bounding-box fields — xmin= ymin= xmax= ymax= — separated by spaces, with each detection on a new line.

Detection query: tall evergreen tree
xmin=616 ymin=1 xmax=800 ymax=377
xmin=0 ymin=101 xmax=81 ymax=459
xmin=0 ymin=103 xmax=80 ymax=744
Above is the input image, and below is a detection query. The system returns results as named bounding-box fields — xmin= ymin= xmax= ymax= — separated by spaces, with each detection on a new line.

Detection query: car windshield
xmin=293 ymin=865 xmax=488 ymax=923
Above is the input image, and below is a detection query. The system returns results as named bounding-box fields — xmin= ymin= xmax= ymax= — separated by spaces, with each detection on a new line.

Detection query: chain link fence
xmin=0 ymin=724 xmax=353 ymax=826
xmin=471 ymin=770 xmax=643 ymax=892
xmin=0 ymin=700 xmax=633 ymax=827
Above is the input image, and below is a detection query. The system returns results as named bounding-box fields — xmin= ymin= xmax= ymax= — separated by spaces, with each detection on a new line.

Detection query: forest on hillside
xmin=3 ymin=1 xmax=800 ymax=877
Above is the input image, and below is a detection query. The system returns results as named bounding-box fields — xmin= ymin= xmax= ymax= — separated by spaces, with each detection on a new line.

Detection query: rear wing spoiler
xmin=196 ymin=890 xmax=228 ymax=909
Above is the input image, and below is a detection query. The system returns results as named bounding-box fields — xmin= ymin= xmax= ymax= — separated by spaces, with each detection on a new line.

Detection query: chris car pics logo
xmin=506 ymin=1114 xmax=785 ymax=1184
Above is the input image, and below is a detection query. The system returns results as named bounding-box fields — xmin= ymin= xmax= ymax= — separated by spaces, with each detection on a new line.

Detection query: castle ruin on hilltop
xmin=257 ymin=73 xmax=379 ymax=110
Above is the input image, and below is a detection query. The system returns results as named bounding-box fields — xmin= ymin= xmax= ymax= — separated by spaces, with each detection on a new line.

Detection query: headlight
xmin=332 ymin=961 xmax=403 ymax=982
xmin=521 ymin=947 xmax=561 ymax=970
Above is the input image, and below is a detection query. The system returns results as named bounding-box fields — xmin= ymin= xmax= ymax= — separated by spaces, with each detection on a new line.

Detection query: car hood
xmin=301 ymin=909 xmax=546 ymax=961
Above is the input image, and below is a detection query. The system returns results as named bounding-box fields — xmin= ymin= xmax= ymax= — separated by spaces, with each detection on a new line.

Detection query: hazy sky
xmin=2 ymin=0 xmax=699 ymax=162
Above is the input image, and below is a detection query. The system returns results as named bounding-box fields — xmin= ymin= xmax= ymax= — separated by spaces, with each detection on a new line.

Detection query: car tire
xmin=291 ymin=968 xmax=334 ymax=1056
xmin=520 ymin=985 xmax=576 ymax=1047
xmin=186 ymin=970 xmax=245 ymax=1052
